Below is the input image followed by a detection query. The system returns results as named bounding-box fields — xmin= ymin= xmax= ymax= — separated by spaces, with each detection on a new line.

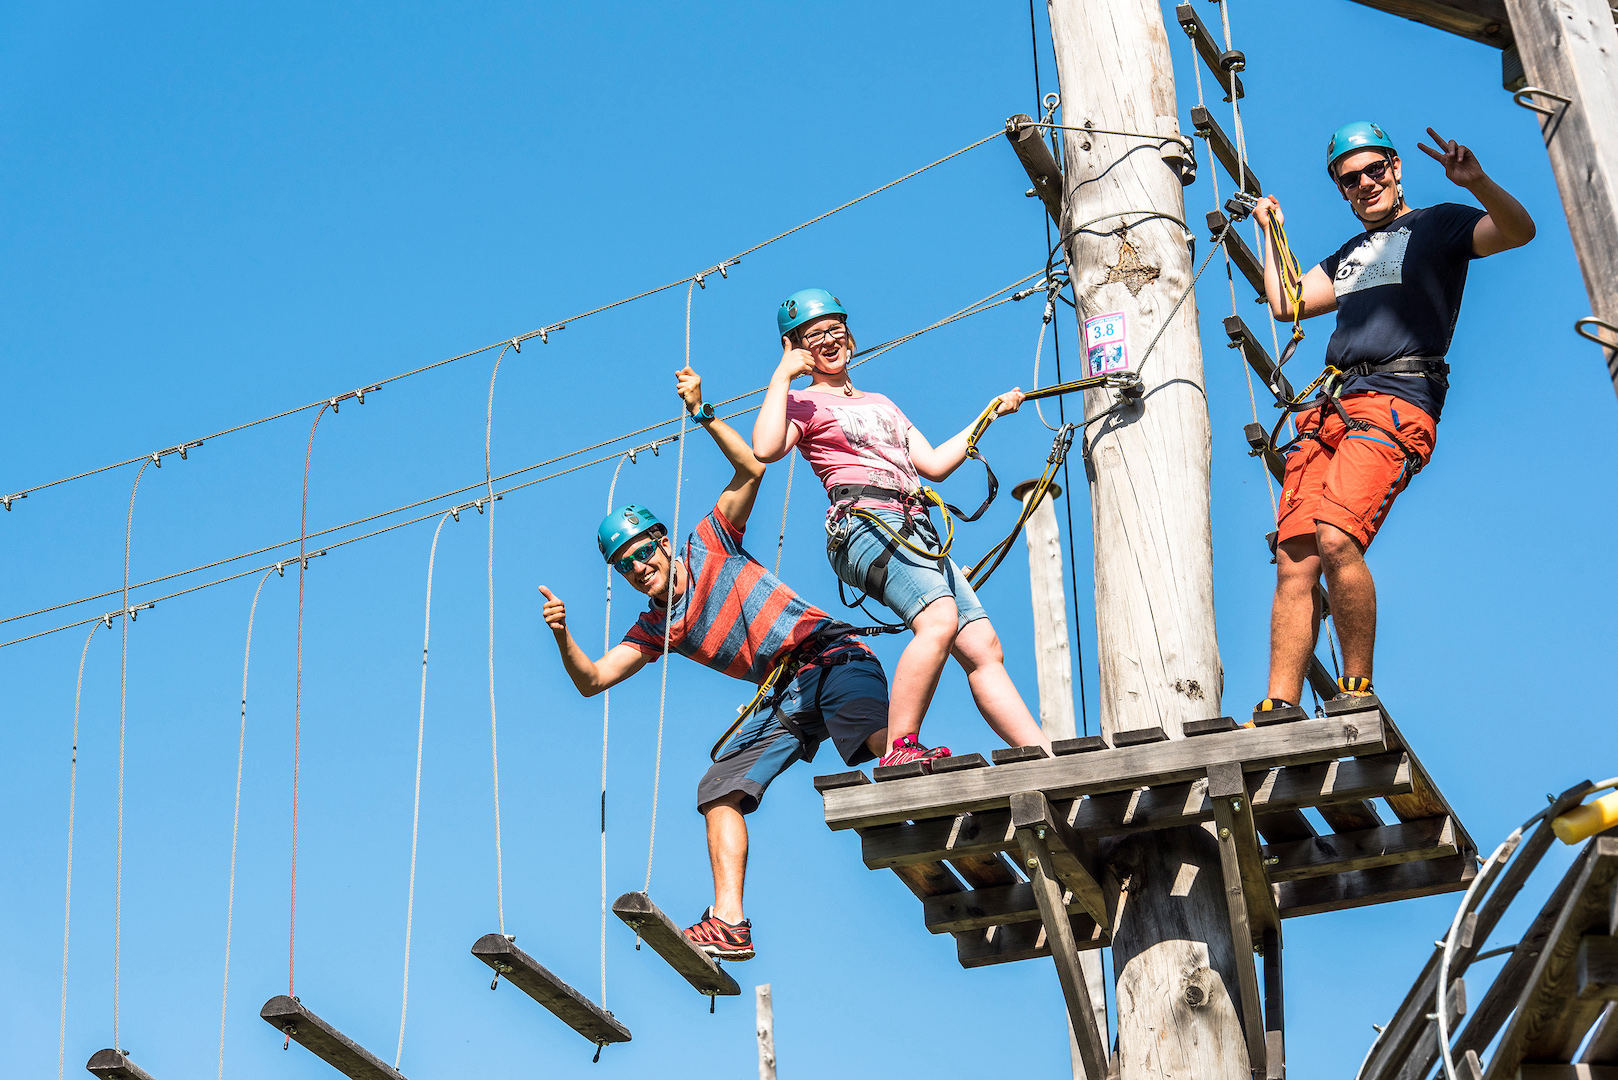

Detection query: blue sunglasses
xmin=613 ymin=538 xmax=662 ymax=575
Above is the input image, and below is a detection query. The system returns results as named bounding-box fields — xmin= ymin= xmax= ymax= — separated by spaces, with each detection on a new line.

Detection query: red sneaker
xmin=880 ymin=733 xmax=951 ymax=772
xmin=683 ymin=907 xmax=754 ymax=961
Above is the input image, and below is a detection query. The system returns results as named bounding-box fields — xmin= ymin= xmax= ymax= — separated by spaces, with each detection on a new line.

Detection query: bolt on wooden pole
xmin=1046 ymin=0 xmax=1251 ymax=1075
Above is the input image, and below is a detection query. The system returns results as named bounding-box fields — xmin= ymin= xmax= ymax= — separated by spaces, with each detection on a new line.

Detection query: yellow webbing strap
xmin=709 ymin=656 xmax=794 ymax=762
xmin=844 ymin=488 xmax=955 ymax=561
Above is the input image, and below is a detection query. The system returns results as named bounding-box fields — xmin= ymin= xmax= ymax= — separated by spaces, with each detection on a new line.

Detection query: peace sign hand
xmin=1417 ymin=127 xmax=1484 ymax=189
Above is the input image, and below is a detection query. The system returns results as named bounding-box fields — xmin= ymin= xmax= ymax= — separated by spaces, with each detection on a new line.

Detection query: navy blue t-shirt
xmin=1319 ymin=202 xmax=1487 ymax=421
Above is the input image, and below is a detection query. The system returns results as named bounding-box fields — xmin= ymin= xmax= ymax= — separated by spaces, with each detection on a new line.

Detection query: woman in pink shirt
xmin=753 ymin=289 xmax=1049 ymax=769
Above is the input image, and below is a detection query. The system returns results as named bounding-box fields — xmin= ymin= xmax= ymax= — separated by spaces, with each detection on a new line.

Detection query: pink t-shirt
xmin=785 ymin=390 xmax=921 ymax=507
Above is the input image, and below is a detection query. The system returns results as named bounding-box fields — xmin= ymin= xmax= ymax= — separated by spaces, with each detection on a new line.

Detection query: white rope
xmin=773 ymin=455 xmax=794 ymax=578
xmin=1031 ymin=315 xmax=1061 ymax=431
xmin=219 ymin=570 xmax=273 ymax=1080
xmin=396 ymin=512 xmax=452 ymax=1069
xmin=486 ymin=344 xmax=510 ymax=936
xmin=115 ymin=457 xmax=149 ymax=1049
xmin=601 ymin=453 xmax=631 ymax=1007
xmin=59 ymin=620 xmax=102 ymax=1080
xmin=645 ymin=286 xmax=693 ymax=893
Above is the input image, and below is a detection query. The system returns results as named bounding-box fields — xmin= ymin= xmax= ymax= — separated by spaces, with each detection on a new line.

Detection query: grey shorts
xmin=697 ymin=648 xmax=888 ymax=815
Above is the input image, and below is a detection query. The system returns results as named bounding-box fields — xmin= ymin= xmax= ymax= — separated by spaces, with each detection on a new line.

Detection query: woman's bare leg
xmin=884 ymin=596 xmax=959 ymax=744
xmin=952 ymin=618 xmax=1049 ymax=749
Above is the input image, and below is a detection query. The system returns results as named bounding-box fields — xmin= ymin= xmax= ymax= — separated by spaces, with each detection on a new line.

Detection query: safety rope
xmin=4 ymin=272 xmax=1044 ymax=652
xmin=599 ymin=452 xmax=631 ymax=1007
xmin=645 ymin=284 xmax=694 ymax=894
xmin=218 ymin=569 xmax=273 ymax=1079
xmin=58 ymin=619 xmax=102 ymax=1080
xmin=113 ymin=457 xmax=150 ymax=1049
xmin=773 ymin=455 xmax=794 ymax=578
xmin=396 ymin=511 xmax=453 ymax=1069
xmin=485 ymin=345 xmax=510 ymax=938
xmin=1031 ymin=309 xmax=1061 ymax=432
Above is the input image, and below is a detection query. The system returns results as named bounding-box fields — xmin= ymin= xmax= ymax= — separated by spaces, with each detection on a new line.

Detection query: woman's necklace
xmin=842 ymin=380 xmax=854 ymax=397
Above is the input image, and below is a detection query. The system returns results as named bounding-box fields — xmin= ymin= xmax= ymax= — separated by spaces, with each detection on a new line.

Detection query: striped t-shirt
xmin=621 ymin=506 xmax=867 ymax=684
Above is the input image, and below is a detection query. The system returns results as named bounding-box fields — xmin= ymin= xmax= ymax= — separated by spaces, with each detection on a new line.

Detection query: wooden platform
xmin=86 ymin=1050 xmax=156 ymax=1080
xmin=259 ymin=996 xmax=405 ymax=1080
xmin=471 ymin=933 xmax=630 ymax=1047
xmin=817 ymin=696 xmax=1476 ymax=969
xmin=611 ymin=892 xmax=740 ymax=998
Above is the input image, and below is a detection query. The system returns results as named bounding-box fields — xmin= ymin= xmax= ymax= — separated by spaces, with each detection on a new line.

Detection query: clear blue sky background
xmin=2 ymin=3 xmax=1613 ymax=1078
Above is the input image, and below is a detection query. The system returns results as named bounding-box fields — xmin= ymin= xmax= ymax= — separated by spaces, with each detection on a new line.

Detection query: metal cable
xmin=220 ymin=569 xmax=273 ymax=1080
xmin=601 ymin=453 xmax=631 ymax=1007
xmin=396 ymin=512 xmax=453 ymax=1070
xmin=114 ymin=457 xmax=150 ymax=1049
xmin=1031 ymin=314 xmax=1061 ymax=431
xmin=59 ymin=619 xmax=102 ymax=1080
xmin=485 ymin=346 xmax=510 ymax=938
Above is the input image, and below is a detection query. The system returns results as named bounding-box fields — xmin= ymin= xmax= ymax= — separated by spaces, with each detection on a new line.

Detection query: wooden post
xmin=756 ymin=984 xmax=776 ymax=1080
xmin=1496 ymin=0 xmax=1618 ymax=397
xmin=1046 ymin=0 xmax=1248 ymax=1076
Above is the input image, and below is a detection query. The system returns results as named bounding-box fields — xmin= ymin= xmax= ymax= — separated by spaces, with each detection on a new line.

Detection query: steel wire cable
xmin=58 ymin=619 xmax=102 ymax=1080
xmin=113 ymin=458 xmax=151 ymax=1050
xmin=484 ymin=346 xmax=510 ymax=939
xmin=600 ymin=452 xmax=632 ymax=1008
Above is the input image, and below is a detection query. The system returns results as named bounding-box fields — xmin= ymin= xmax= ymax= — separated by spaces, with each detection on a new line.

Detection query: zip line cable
xmin=58 ymin=619 xmax=102 ymax=1080
xmin=396 ymin=511 xmax=453 ymax=1070
xmin=485 ymin=345 xmax=511 ymax=939
xmin=4 ymin=131 xmax=1005 ymax=513
xmin=220 ymin=568 xmax=273 ymax=1080
xmin=3 ymin=274 xmax=1042 ymax=652
xmin=113 ymin=457 xmax=151 ymax=1051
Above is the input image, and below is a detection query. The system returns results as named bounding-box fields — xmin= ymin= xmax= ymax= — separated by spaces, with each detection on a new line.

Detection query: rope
xmin=220 ymin=569 xmax=273 ymax=1079
xmin=114 ymin=457 xmax=150 ymax=1048
xmin=773 ymin=455 xmax=794 ymax=578
xmin=1212 ymin=0 xmax=1250 ymax=196
xmin=485 ymin=346 xmax=509 ymax=938
xmin=59 ymin=620 xmax=102 ymax=1080
xmin=1031 ymin=315 xmax=1061 ymax=432
xmin=601 ymin=453 xmax=631 ymax=1007
xmin=290 ymin=402 xmax=331 ymax=995
xmin=645 ymin=284 xmax=694 ymax=894
xmin=396 ymin=512 xmax=452 ymax=1069
xmin=3 ymin=273 xmax=1042 ymax=652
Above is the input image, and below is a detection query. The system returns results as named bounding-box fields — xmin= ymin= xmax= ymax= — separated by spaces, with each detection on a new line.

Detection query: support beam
xmin=85 ymin=1051 xmax=157 ymax=1080
xmin=1006 ymin=115 xmax=1064 ymax=227
xmin=1210 ymin=763 xmax=1276 ymax=1075
xmin=259 ymin=996 xmax=404 ymax=1080
xmin=1263 ymin=928 xmax=1285 ymax=1080
xmin=1010 ymin=790 xmax=1115 ymax=927
xmin=1343 ymin=0 xmax=1514 ymax=49
xmin=956 ymin=912 xmax=1108 ymax=968
xmin=1262 ymin=816 xmax=1458 ymax=882
xmin=1581 ymin=936 xmax=1618 ymax=1001
xmin=470 ymin=934 xmax=631 ymax=1047
xmin=612 ymin=892 xmax=742 ymax=999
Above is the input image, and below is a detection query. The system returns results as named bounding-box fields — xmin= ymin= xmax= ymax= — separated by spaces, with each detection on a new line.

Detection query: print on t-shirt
xmin=828 ymin=402 xmax=912 ymax=489
xmin=1333 ymin=227 xmax=1412 ymax=297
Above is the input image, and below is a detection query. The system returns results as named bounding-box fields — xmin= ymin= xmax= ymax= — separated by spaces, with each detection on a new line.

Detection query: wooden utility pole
xmin=1046 ymin=0 xmax=1250 ymax=1076
xmin=756 ymin=984 xmax=776 ymax=1080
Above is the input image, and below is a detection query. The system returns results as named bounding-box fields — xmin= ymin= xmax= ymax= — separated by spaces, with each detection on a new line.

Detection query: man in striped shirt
xmin=539 ymin=366 xmax=903 ymax=962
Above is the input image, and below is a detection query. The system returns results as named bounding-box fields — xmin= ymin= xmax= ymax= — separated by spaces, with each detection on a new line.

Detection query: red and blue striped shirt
xmin=621 ymin=506 xmax=867 ymax=684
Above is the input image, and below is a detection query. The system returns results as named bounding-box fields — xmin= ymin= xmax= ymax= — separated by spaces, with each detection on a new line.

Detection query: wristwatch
xmin=692 ymin=402 xmax=716 ymax=424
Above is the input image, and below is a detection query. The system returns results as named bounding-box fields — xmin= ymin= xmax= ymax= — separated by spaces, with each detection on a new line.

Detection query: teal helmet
xmin=1326 ymin=121 xmax=1397 ymax=179
xmin=596 ymin=504 xmax=665 ymax=561
xmin=777 ymin=288 xmax=846 ymax=338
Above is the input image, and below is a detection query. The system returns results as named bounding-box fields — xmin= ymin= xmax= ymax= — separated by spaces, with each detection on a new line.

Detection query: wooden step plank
xmin=1113 ymin=726 xmax=1169 ymax=747
xmin=1175 ymin=3 xmax=1245 ymax=99
xmin=1053 ymin=736 xmax=1108 ymax=755
xmin=1276 ymin=853 xmax=1476 ymax=918
xmin=925 ymin=880 xmax=1100 ymax=934
xmin=259 ymin=996 xmax=404 ymax=1080
xmin=1255 ymin=809 xmax=1318 ymax=843
xmin=1190 ymin=105 xmax=1263 ymax=196
xmin=956 ymin=914 xmax=1107 ymax=968
xmin=1322 ymin=697 xmax=1470 ymax=853
xmin=1207 ymin=211 xmax=1264 ymax=298
xmin=86 ymin=1050 xmax=157 ymax=1080
xmin=470 ymin=934 xmax=630 ymax=1046
xmin=931 ymin=753 xmax=989 ymax=775
xmin=993 ymin=745 xmax=1051 ymax=765
xmin=1186 ymin=715 xmax=1237 ymax=737
xmin=1316 ymin=800 xmax=1384 ymax=833
xmin=1264 ymin=817 xmax=1457 ymax=883
xmin=611 ymin=892 xmax=741 ymax=998
xmin=822 ymin=714 xmax=1387 ymax=831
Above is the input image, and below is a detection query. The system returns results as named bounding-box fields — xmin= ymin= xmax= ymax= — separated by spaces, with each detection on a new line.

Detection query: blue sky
xmin=2 ymin=2 xmax=1613 ymax=1078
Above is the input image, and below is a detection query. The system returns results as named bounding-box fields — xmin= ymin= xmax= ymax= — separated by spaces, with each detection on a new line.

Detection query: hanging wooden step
xmin=259 ymin=996 xmax=404 ymax=1080
xmin=85 ymin=1050 xmax=156 ymax=1080
xmin=470 ymin=933 xmax=631 ymax=1048
xmin=611 ymin=892 xmax=740 ymax=999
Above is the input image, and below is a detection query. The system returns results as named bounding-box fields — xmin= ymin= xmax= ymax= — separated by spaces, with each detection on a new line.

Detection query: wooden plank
xmin=1053 ymin=735 xmax=1108 ymax=754
xmin=1520 ymin=1068 xmax=1618 ymax=1080
xmin=1015 ymin=822 xmax=1109 ymax=1079
xmin=1583 ymin=1003 xmax=1618 ymax=1063
xmin=1210 ymin=762 xmax=1281 ymax=946
xmin=924 ymin=879 xmax=1097 ymax=934
xmin=1005 ymin=114 xmax=1064 ymax=226
xmin=1479 ymin=838 xmax=1618 ymax=1078
xmin=931 ymin=752 xmax=989 ymax=775
xmin=1316 ymin=799 xmax=1385 ymax=833
xmin=1581 ymin=935 xmax=1618 ymax=1001
xmin=1207 ymin=210 xmax=1265 ymax=298
xmin=259 ymin=996 xmax=404 ymax=1080
xmin=1343 ymin=0 xmax=1514 ymax=48
xmin=86 ymin=1050 xmax=157 ymax=1080
xmin=1113 ymin=725 xmax=1169 ymax=747
xmin=860 ymin=752 xmax=1414 ymax=869
xmin=1255 ymin=807 xmax=1318 ymax=843
xmin=1185 ymin=715 xmax=1237 ymax=737
xmin=1174 ymin=3 xmax=1246 ymax=99
xmin=1210 ymin=764 xmax=1271 ymax=1073
xmin=1263 ymin=928 xmax=1285 ymax=1080
xmin=949 ymin=851 xmax=1022 ymax=889
xmin=1325 ymin=698 xmax=1473 ymax=858
xmin=994 ymin=745 xmax=1052 ymax=765
xmin=1010 ymin=790 xmax=1114 ymax=927
xmin=1190 ymin=105 xmax=1262 ymax=196
xmin=1277 ymin=852 xmax=1476 ymax=917
xmin=1264 ymin=816 xmax=1457 ymax=883
xmin=955 ymin=913 xmax=1107 ymax=968
xmin=821 ymin=714 xmax=1388 ymax=831
xmin=470 ymin=933 xmax=631 ymax=1046
xmin=611 ymin=892 xmax=741 ymax=997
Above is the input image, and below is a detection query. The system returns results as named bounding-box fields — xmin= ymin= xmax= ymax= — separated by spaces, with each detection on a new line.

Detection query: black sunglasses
xmin=1336 ymin=158 xmax=1392 ymax=191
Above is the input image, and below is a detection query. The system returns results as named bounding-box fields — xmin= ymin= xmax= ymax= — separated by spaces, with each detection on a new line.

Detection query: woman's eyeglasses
xmin=1336 ymin=159 xmax=1392 ymax=191
xmin=613 ymin=539 xmax=661 ymax=575
xmin=800 ymin=324 xmax=848 ymax=347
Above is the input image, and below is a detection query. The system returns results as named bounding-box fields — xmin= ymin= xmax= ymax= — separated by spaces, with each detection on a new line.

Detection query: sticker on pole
xmin=1085 ymin=311 xmax=1129 ymax=375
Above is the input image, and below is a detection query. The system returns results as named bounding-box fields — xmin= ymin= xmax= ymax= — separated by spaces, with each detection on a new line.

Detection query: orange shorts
xmin=1276 ymin=392 xmax=1437 ymax=550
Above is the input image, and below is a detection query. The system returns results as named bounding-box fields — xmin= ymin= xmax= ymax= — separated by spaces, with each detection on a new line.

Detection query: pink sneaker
xmin=880 ymin=733 xmax=951 ymax=772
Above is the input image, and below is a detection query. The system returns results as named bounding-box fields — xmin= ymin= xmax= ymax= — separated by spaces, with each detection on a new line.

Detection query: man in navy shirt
xmin=1251 ymin=122 xmax=1535 ymax=717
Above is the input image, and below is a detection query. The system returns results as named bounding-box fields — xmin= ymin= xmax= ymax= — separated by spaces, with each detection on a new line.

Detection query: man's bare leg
xmin=1268 ymin=535 xmax=1324 ymax=703
xmin=699 ymin=791 xmax=749 ymax=924
xmin=1315 ymin=521 xmax=1376 ymax=682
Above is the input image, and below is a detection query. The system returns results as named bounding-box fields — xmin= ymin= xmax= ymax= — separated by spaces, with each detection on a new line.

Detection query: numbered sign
xmin=1085 ymin=311 xmax=1129 ymax=375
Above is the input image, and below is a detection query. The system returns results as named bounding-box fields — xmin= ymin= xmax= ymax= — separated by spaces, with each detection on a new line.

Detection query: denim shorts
xmin=696 ymin=648 xmax=889 ymax=815
xmin=828 ymin=508 xmax=988 ymax=630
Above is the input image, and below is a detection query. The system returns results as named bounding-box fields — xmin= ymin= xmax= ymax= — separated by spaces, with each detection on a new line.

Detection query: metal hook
xmin=1575 ymin=315 xmax=1618 ymax=348
xmin=509 ymin=338 xmax=521 ymax=354
xmin=1512 ymin=85 xmax=1571 ymax=116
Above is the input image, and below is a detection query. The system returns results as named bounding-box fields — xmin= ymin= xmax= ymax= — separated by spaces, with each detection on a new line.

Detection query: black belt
xmin=1338 ymin=356 xmax=1449 ymax=380
xmin=828 ymin=483 xmax=923 ymax=505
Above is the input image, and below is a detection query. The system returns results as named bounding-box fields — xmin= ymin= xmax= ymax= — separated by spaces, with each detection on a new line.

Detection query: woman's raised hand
xmin=778 ymin=337 xmax=818 ymax=380
xmin=675 ymin=366 xmax=703 ymax=412
xmin=537 ymin=586 xmax=568 ymax=633
xmin=995 ymin=388 xmax=1025 ymax=416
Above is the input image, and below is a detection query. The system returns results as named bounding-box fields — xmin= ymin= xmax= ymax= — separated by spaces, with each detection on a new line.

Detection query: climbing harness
xmin=964 ymin=422 xmax=1076 ymax=588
